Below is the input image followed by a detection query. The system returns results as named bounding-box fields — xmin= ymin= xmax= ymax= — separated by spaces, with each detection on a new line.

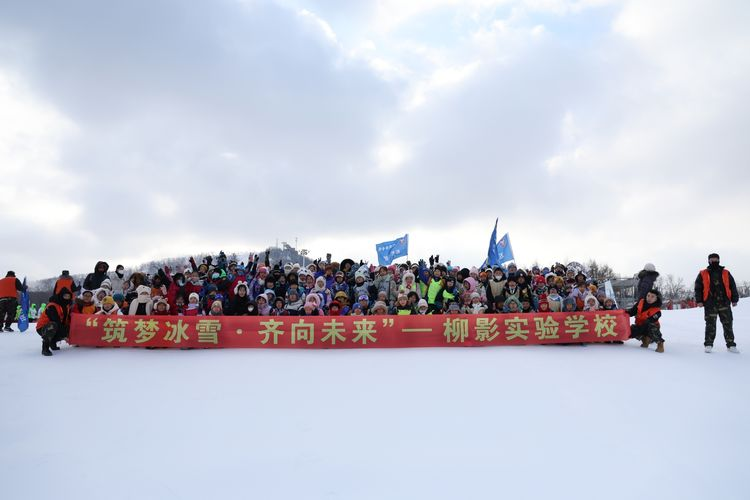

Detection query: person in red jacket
xmin=695 ymin=253 xmax=740 ymax=353
xmin=627 ymin=289 xmax=665 ymax=353
xmin=0 ymin=271 xmax=25 ymax=332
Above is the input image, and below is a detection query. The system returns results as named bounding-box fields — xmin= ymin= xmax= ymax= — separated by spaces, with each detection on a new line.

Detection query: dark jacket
xmin=695 ymin=265 xmax=739 ymax=307
xmin=228 ymin=294 xmax=251 ymax=316
xmin=627 ymin=290 xmax=663 ymax=324
xmin=83 ymin=261 xmax=110 ymax=291
xmin=636 ymin=270 xmax=660 ymax=301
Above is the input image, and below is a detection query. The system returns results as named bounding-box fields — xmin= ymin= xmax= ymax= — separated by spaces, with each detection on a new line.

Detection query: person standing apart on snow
xmin=0 ymin=271 xmax=25 ymax=332
xmin=695 ymin=253 xmax=739 ymax=353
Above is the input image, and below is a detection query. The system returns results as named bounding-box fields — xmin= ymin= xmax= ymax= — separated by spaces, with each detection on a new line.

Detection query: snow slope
xmin=1 ymin=302 xmax=748 ymax=500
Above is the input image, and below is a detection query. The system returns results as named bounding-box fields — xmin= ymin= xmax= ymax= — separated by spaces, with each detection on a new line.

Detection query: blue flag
xmin=376 ymin=234 xmax=409 ymax=266
xmin=497 ymin=233 xmax=514 ymax=264
xmin=18 ymin=277 xmax=30 ymax=333
xmin=487 ymin=219 xmax=500 ymax=267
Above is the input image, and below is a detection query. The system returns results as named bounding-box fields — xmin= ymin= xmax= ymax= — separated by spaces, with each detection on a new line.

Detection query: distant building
xmin=611 ymin=278 xmax=638 ymax=309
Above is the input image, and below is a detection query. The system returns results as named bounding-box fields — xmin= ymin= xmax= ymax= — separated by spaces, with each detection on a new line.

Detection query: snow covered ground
xmin=1 ymin=302 xmax=748 ymax=500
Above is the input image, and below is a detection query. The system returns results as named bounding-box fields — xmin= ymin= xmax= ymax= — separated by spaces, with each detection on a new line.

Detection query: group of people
xmin=0 ymin=251 xmax=740 ymax=356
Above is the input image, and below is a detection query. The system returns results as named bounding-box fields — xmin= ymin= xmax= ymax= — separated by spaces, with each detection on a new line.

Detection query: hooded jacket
xmin=83 ymin=261 xmax=110 ymax=292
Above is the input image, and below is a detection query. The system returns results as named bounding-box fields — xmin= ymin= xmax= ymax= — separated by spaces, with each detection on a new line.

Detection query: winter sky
xmin=1 ymin=0 xmax=748 ymax=282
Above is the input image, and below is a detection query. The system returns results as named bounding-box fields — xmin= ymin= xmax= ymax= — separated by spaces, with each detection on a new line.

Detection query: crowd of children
xmin=28 ymin=252 xmax=667 ymax=355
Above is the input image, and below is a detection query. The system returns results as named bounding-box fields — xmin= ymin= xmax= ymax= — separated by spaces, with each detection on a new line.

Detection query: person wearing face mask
xmin=82 ymin=261 xmax=110 ymax=292
xmin=36 ymin=287 xmax=73 ymax=356
xmin=695 ymin=253 xmax=740 ymax=353
xmin=161 ymin=265 xmax=189 ymax=311
xmin=486 ymin=267 xmax=507 ymax=313
xmin=110 ymin=264 xmax=127 ymax=295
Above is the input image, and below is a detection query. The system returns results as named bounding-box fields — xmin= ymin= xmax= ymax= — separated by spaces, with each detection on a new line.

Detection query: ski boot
xmin=42 ymin=338 xmax=53 ymax=356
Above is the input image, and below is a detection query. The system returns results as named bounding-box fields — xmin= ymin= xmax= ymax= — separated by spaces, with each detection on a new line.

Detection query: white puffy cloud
xmin=0 ymin=0 xmax=748 ymax=284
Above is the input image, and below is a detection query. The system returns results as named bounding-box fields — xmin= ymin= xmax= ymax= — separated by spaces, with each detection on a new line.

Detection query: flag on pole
xmin=18 ymin=277 xmax=30 ymax=333
xmin=376 ymin=234 xmax=409 ymax=266
xmin=487 ymin=219 xmax=500 ymax=267
xmin=497 ymin=233 xmax=515 ymax=264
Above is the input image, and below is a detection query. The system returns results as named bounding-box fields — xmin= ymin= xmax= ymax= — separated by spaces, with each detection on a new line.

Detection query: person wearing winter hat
xmin=0 ymin=271 xmax=25 ymax=331
xmin=467 ymin=292 xmax=487 ymax=314
xmin=635 ymin=263 xmax=660 ymax=301
xmin=97 ymin=295 xmax=121 ymax=316
xmin=537 ymin=298 xmax=551 ymax=313
xmin=184 ymin=293 xmax=202 ymax=316
xmin=153 ymin=298 xmax=171 ymax=316
xmin=209 ymin=300 xmax=224 ymax=316
xmin=370 ymin=301 xmax=388 ymax=315
xmin=74 ymin=290 xmax=98 ymax=314
xmin=627 ymin=289 xmax=665 ymax=353
xmin=255 ymin=293 xmax=271 ymax=315
xmin=416 ymin=299 xmax=430 ymax=315
xmin=94 ymin=288 xmax=109 ymax=307
xmin=602 ymin=297 xmax=617 ymax=311
xmin=285 ymin=288 xmax=305 ymax=315
xmin=583 ymin=294 xmax=600 ymax=312
xmin=357 ymin=294 xmax=370 ymax=314
xmin=228 ymin=281 xmax=250 ymax=316
xmin=36 ymin=287 xmax=73 ymax=356
xmin=503 ymin=296 xmax=522 ymax=313
xmin=398 ymin=271 xmax=421 ymax=298
xmin=83 ymin=261 xmax=110 ymax=292
xmin=562 ymin=296 xmax=577 ymax=312
xmin=328 ymin=301 xmax=343 ymax=316
xmin=350 ymin=267 xmax=370 ymax=304
xmin=546 ymin=287 xmax=563 ymax=312
xmin=391 ymin=294 xmax=415 ymax=315
xmin=695 ymin=253 xmax=740 ymax=353
xmin=350 ymin=303 xmax=364 ymax=316
xmin=438 ymin=276 xmax=459 ymax=311
xmin=129 ymin=286 xmax=153 ymax=315
xmin=446 ymin=302 xmax=462 ymax=315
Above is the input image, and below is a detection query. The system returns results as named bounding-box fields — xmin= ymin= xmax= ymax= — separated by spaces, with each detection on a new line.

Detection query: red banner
xmin=69 ymin=311 xmax=631 ymax=349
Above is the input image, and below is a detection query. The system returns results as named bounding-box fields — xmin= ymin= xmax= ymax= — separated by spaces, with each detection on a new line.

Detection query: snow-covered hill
xmin=1 ymin=303 xmax=748 ymax=500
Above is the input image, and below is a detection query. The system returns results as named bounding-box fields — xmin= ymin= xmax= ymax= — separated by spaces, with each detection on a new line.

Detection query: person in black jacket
xmin=627 ymin=289 xmax=665 ymax=353
xmin=695 ymin=253 xmax=740 ymax=353
xmin=82 ymin=261 xmax=109 ymax=291
xmin=228 ymin=282 xmax=251 ymax=316
xmin=635 ymin=263 xmax=660 ymax=301
xmin=36 ymin=287 xmax=73 ymax=356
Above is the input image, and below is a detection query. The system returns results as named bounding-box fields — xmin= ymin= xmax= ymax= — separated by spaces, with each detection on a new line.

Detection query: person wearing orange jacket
xmin=0 ymin=271 xmax=25 ymax=332
xmin=36 ymin=287 xmax=73 ymax=356
xmin=695 ymin=253 xmax=739 ymax=353
xmin=53 ymin=270 xmax=80 ymax=297
xmin=627 ymin=289 xmax=665 ymax=353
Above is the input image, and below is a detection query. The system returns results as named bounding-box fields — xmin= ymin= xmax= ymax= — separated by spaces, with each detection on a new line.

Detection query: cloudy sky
xmin=1 ymin=0 xmax=748 ymax=283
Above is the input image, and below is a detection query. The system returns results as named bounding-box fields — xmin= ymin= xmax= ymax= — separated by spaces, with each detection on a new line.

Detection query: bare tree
xmin=655 ymin=274 xmax=689 ymax=301
xmin=586 ymin=260 xmax=618 ymax=282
